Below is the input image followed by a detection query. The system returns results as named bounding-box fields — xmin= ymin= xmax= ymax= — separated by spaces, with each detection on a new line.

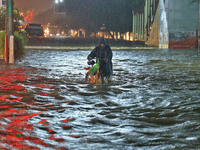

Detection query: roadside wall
xmin=167 ymin=0 xmax=199 ymax=49
xmin=133 ymin=0 xmax=199 ymax=49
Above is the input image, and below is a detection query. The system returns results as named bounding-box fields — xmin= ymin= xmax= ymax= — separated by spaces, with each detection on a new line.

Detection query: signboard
xmin=1 ymin=0 xmax=6 ymax=7
xmin=2 ymin=0 xmax=6 ymax=5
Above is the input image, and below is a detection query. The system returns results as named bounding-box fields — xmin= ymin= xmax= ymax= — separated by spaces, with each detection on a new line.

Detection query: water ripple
xmin=0 ymin=49 xmax=199 ymax=149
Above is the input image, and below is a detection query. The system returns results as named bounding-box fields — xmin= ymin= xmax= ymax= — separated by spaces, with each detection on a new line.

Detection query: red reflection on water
xmin=0 ymin=68 xmax=52 ymax=149
xmin=62 ymin=117 xmax=70 ymax=123
xmin=49 ymin=134 xmax=65 ymax=143
xmin=0 ymin=108 xmax=42 ymax=149
xmin=33 ymin=84 xmax=53 ymax=89
xmin=0 ymin=69 xmax=28 ymax=93
xmin=68 ymin=135 xmax=80 ymax=138
xmin=37 ymin=119 xmax=49 ymax=126
xmin=0 ymin=67 xmax=73 ymax=149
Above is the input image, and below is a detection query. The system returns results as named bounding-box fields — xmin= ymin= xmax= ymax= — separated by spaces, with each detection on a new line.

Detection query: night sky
xmin=14 ymin=0 xmax=54 ymax=15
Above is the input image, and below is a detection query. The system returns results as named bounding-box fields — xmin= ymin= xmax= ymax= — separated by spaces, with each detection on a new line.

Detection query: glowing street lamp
xmin=54 ymin=0 xmax=65 ymax=14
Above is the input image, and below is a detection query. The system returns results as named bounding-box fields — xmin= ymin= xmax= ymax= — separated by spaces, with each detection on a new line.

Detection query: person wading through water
xmin=87 ymin=37 xmax=113 ymax=82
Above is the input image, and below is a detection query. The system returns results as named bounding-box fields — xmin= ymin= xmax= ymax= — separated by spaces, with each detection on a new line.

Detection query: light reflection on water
xmin=0 ymin=48 xmax=200 ymax=149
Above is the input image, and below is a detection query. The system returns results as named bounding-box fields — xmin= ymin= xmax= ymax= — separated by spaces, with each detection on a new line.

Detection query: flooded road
xmin=1 ymin=48 xmax=200 ymax=149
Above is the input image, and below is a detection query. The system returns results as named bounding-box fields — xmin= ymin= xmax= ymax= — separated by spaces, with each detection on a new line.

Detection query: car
xmin=25 ymin=23 xmax=44 ymax=38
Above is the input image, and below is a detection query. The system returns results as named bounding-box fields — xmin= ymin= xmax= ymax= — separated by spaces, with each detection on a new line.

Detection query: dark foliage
xmin=0 ymin=31 xmax=28 ymax=59
xmin=0 ymin=7 xmax=24 ymax=31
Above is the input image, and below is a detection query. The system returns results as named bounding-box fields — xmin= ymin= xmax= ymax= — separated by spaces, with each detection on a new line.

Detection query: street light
xmin=54 ymin=0 xmax=65 ymax=14
xmin=55 ymin=0 xmax=63 ymax=4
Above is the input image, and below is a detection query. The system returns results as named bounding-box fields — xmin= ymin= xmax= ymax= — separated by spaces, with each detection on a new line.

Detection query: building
xmin=133 ymin=0 xmax=199 ymax=49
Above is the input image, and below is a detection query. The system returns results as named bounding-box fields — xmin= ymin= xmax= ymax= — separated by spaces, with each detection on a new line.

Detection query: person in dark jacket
xmin=87 ymin=37 xmax=113 ymax=81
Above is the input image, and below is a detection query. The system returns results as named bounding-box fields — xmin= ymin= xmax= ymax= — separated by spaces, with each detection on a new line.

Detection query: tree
xmin=0 ymin=7 xmax=6 ymax=31
xmin=13 ymin=8 xmax=24 ymax=31
xmin=0 ymin=7 xmax=24 ymax=31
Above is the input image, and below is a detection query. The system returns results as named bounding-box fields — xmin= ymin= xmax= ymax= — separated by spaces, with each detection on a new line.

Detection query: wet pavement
xmin=0 ymin=48 xmax=200 ymax=149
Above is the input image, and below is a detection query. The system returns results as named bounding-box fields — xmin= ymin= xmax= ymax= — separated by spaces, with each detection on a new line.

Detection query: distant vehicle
xmin=25 ymin=23 xmax=44 ymax=38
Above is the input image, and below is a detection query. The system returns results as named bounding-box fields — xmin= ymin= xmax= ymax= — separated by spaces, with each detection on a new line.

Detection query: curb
xmin=25 ymin=46 xmax=157 ymax=50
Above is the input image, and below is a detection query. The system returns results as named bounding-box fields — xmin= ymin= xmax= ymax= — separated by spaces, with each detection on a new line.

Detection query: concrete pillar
xmin=133 ymin=13 xmax=135 ymax=41
xmin=150 ymin=0 xmax=153 ymax=22
xmin=137 ymin=14 xmax=139 ymax=40
xmin=141 ymin=13 xmax=144 ymax=40
xmin=159 ymin=0 xmax=169 ymax=49
xmin=136 ymin=14 xmax=139 ymax=39
xmin=139 ymin=14 xmax=141 ymax=39
xmin=144 ymin=0 xmax=147 ymax=41
xmin=9 ymin=35 xmax=14 ymax=63
xmin=147 ymin=0 xmax=150 ymax=38
xmin=198 ymin=2 xmax=200 ymax=50
xmin=138 ymin=13 xmax=142 ymax=40
xmin=5 ymin=0 xmax=14 ymax=63
xmin=134 ymin=14 xmax=136 ymax=40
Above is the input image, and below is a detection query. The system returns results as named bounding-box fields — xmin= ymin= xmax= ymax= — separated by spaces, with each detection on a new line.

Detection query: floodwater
xmin=1 ymin=48 xmax=200 ymax=149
